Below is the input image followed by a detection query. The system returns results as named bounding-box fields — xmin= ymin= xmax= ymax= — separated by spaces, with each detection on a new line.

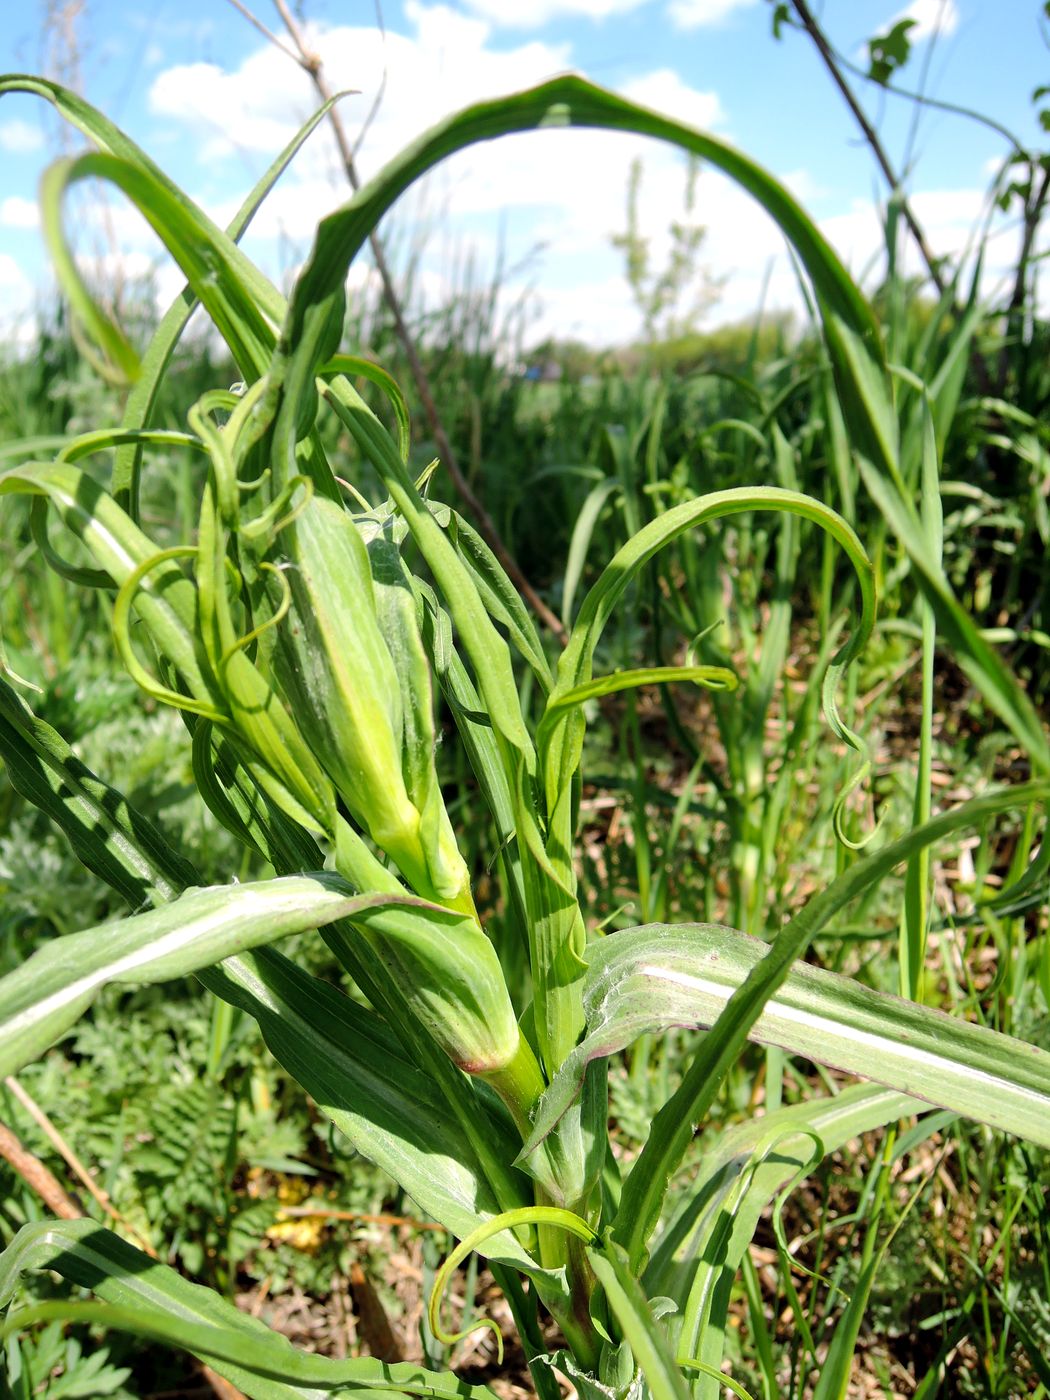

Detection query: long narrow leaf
xmin=587 ymin=1243 xmax=691 ymax=1400
xmin=0 ymin=674 xmax=195 ymax=907
xmin=0 ymin=682 xmax=535 ymax=1254
xmin=523 ymin=921 xmax=1050 ymax=1154
xmin=0 ymin=1221 xmax=498 ymax=1400
xmin=113 ymin=94 xmax=347 ymax=515
xmin=204 ymin=949 xmax=542 ymax=1268
xmin=663 ymin=1087 xmax=925 ymax=1398
xmin=611 ymin=779 xmax=1050 ymax=1268
xmin=0 ymin=875 xmax=444 ymax=1078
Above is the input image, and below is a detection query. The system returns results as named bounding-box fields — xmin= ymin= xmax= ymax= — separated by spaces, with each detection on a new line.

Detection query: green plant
xmin=611 ymin=155 xmax=721 ymax=345
xmin=1 ymin=71 xmax=1049 ymax=1400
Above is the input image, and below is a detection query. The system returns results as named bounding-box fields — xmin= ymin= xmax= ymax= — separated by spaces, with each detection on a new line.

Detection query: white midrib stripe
xmin=3 ymin=889 xmax=286 ymax=1043
xmin=640 ymin=963 xmax=1048 ymax=1126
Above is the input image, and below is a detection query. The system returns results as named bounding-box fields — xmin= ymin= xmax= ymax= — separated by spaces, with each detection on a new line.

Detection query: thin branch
xmin=5 ymin=1074 xmax=157 ymax=1256
xmin=226 ymin=0 xmax=565 ymax=641
xmin=789 ymin=0 xmax=948 ymax=298
xmin=351 ymin=0 xmax=388 ymax=165
xmin=224 ymin=0 xmax=301 ymax=65
xmin=900 ymin=0 xmax=945 ymax=181
xmin=830 ymin=33 xmax=1024 ymax=157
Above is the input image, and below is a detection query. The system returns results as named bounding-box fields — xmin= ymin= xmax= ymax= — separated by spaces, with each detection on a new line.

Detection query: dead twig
xmin=788 ymin=0 xmax=948 ymax=299
xmin=349 ymin=1260 xmax=404 ymax=1361
xmin=0 ymin=1118 xmax=82 ymax=1219
xmin=787 ymin=0 xmax=1001 ymax=402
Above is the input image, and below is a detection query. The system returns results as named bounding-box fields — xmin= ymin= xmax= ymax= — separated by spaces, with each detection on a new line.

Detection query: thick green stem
xmin=560 ymin=1233 xmax=601 ymax=1370
xmin=481 ymin=1033 xmax=546 ymax=1140
xmin=482 ymin=1038 xmax=592 ymax=1286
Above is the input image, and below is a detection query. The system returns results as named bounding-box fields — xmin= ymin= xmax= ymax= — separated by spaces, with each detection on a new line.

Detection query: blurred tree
xmin=610 ymin=155 xmax=722 ymax=347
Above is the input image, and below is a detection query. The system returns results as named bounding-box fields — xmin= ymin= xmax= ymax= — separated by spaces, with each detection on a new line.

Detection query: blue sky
xmin=0 ymin=1 xmax=1046 ymax=347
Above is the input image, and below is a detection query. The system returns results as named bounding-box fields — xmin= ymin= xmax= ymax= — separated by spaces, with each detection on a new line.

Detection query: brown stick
xmin=238 ymin=0 xmax=566 ymax=640
xmin=198 ymin=1370 xmax=247 ymax=1400
xmin=0 ymin=1119 xmax=82 ymax=1219
xmin=349 ymin=1260 xmax=404 ymax=1362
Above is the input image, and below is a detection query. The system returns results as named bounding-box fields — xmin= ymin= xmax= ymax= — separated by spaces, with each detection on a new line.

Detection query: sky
xmin=0 ymin=1 xmax=1047 ymax=351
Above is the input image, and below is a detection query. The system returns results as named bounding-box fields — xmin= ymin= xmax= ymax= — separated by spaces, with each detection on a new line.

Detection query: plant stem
xmin=561 ymin=1234 xmax=601 ymax=1370
xmin=481 ymin=1034 xmax=546 ymax=1140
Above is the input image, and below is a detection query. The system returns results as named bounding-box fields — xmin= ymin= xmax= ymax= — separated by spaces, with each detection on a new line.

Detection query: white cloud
xmin=815 ymin=184 xmax=1028 ymax=313
xmin=145 ymin=9 xmax=722 ymax=210
xmin=137 ymin=6 xmax=772 ymax=346
xmin=73 ymin=248 xmax=192 ymax=312
xmin=56 ymin=1 xmax=994 ymax=352
xmin=462 ymin=0 xmax=648 ymax=24
xmin=621 ymin=70 xmax=723 ymax=129
xmin=148 ymin=5 xmax=575 ymax=165
xmin=0 ymin=196 xmax=39 ymax=230
xmin=782 ymin=168 xmax=824 ymax=203
xmin=891 ymin=0 xmax=959 ymax=41
xmin=523 ymin=272 xmax=640 ymax=344
xmin=0 ymin=252 xmax=35 ymax=344
xmin=0 ymin=118 xmax=44 ymax=153
xmin=127 ymin=3 xmax=1001 ymax=351
xmin=0 ymin=253 xmax=30 ymax=290
xmin=667 ymin=0 xmax=759 ymax=29
xmin=149 ymin=56 xmax=318 ymax=161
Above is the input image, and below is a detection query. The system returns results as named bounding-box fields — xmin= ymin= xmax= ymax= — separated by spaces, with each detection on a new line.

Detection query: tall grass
xmin=0 ymin=69 xmax=1048 ymax=1399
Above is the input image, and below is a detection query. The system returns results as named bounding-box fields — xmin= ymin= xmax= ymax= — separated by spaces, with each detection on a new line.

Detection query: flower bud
xmin=274 ymin=495 xmax=471 ymax=913
xmin=332 ymin=824 xmax=517 ymax=1073
xmin=369 ymin=535 xmax=473 ymax=913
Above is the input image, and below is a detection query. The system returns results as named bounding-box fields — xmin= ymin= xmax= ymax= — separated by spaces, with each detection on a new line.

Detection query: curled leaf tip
xmin=428 ymin=1206 xmax=598 ymax=1368
xmin=431 ymin=1312 xmax=505 ymax=1368
xmin=218 ymin=561 xmax=292 ymax=670
xmin=0 ymin=636 xmax=43 ymax=696
xmin=832 ymin=756 xmax=888 ymax=852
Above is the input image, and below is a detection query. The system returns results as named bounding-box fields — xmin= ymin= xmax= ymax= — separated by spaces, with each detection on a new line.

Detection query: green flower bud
xmin=369 ymin=535 xmax=473 ymax=913
xmin=325 ymin=822 xmax=514 ymax=1073
xmin=353 ymin=900 xmax=520 ymax=1073
xmin=274 ymin=495 xmax=471 ymax=914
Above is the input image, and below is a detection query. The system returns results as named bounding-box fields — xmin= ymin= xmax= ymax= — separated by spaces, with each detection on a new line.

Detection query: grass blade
xmin=0 ymin=876 xmax=449 ymax=1078
xmin=525 ymin=920 xmax=1050 ymax=1156
xmin=610 ymin=779 xmax=1050 ymax=1268
xmin=0 ymin=1220 xmax=499 ymax=1400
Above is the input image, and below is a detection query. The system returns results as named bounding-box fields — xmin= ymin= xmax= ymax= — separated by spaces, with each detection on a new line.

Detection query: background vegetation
xmin=1 ymin=4 xmax=1050 ymax=1397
